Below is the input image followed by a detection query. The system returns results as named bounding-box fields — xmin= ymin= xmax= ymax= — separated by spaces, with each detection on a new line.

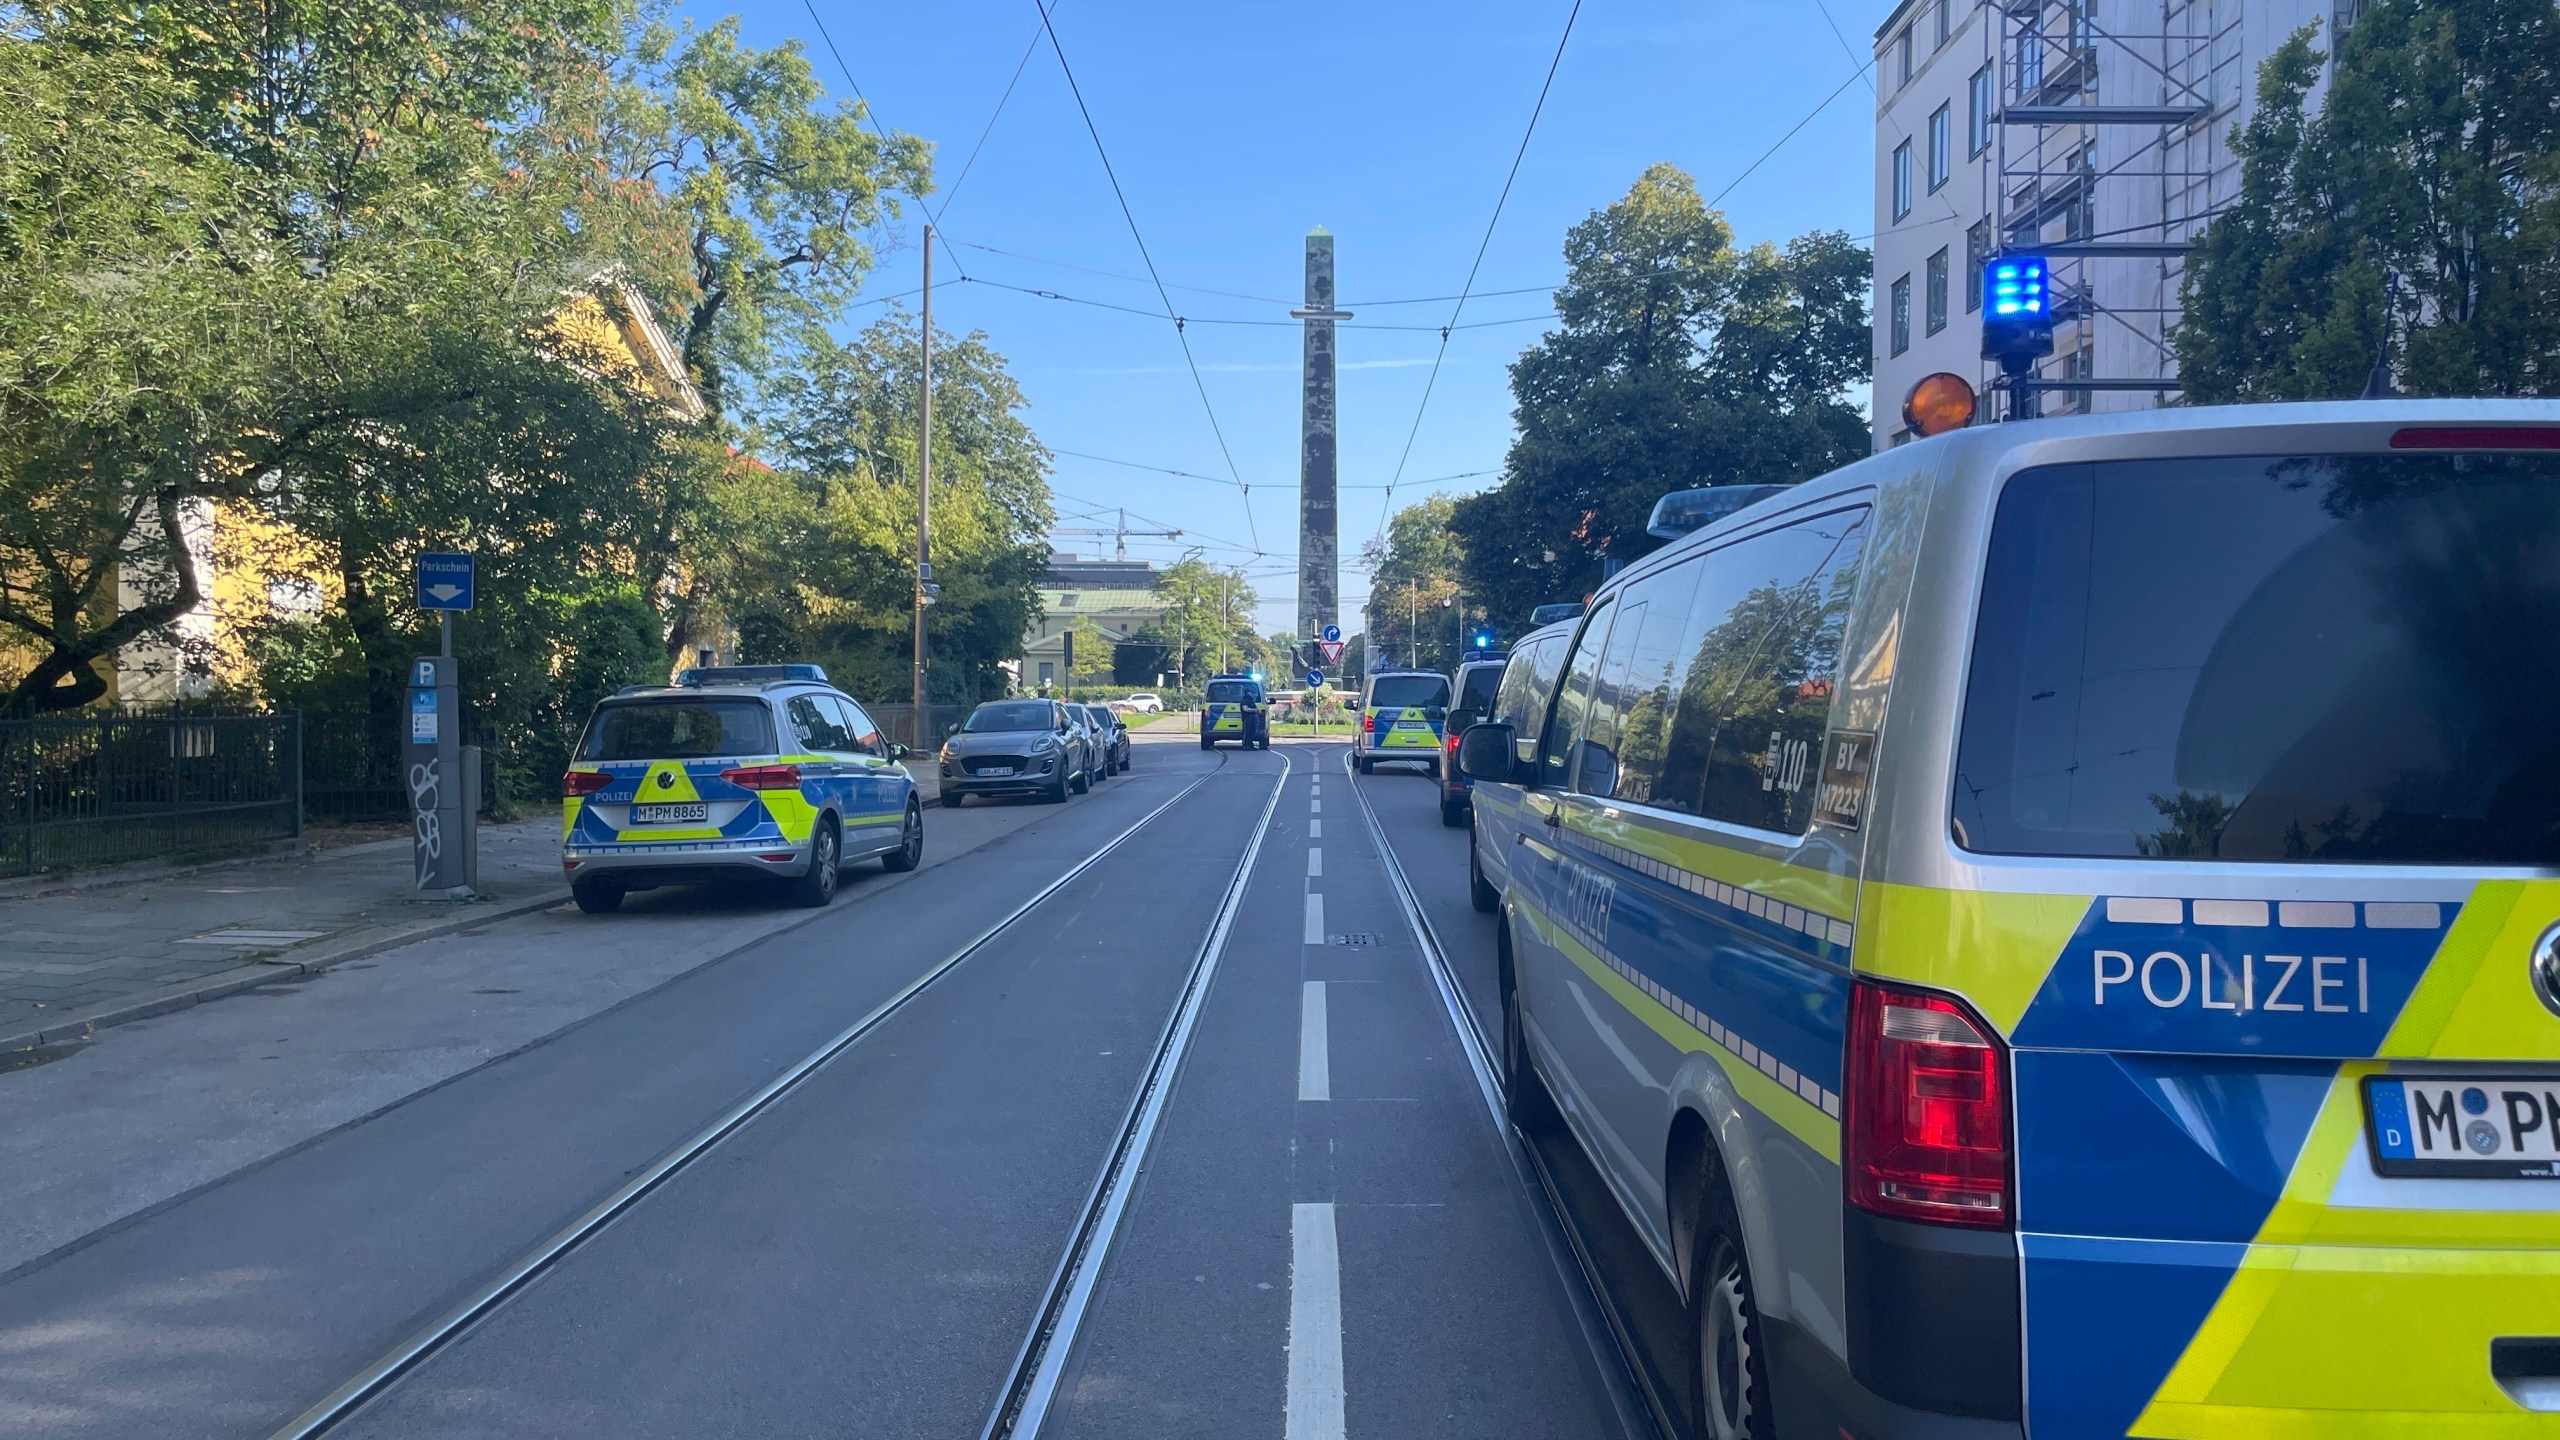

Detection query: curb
xmin=0 ymin=886 xmax=568 ymax=1055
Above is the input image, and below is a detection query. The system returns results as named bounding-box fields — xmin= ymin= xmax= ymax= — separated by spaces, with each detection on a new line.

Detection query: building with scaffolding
xmin=1869 ymin=0 xmax=2344 ymax=447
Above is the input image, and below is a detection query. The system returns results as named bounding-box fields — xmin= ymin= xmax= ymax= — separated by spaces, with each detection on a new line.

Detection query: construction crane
xmin=1050 ymin=508 xmax=1182 ymax=562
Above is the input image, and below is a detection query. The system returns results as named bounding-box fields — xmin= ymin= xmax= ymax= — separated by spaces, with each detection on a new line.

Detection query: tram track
xmin=1342 ymin=752 xmax=1669 ymax=1440
xmin=264 ymin=746 xmax=1283 ymax=1440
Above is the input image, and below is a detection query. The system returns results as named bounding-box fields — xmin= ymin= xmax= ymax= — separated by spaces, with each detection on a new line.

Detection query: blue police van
xmin=1459 ymin=402 xmax=2560 ymax=1439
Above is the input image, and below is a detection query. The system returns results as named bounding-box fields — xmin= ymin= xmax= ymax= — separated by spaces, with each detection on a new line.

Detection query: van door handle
xmin=2494 ymin=1338 xmax=2560 ymax=1413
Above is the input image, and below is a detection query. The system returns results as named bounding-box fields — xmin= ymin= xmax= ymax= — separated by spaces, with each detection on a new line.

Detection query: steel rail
xmin=980 ymin=748 xmax=1292 ymax=1439
xmin=1341 ymin=750 xmax=1667 ymax=1440
xmin=265 ymin=752 xmax=1238 ymax=1440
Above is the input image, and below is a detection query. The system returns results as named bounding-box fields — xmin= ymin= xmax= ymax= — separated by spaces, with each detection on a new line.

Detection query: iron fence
xmin=0 ymin=712 xmax=302 ymax=877
xmin=869 ymin=704 xmax=969 ymax=753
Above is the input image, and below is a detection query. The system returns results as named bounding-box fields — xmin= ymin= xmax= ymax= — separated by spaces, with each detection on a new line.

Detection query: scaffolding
xmin=1990 ymin=0 xmax=2244 ymax=414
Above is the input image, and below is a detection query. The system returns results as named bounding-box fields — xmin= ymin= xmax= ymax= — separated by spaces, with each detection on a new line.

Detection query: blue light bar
xmin=1984 ymin=256 xmax=2047 ymax=318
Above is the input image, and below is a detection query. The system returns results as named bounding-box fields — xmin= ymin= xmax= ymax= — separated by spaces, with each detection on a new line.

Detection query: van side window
xmin=1492 ymin=635 xmax=1564 ymax=766
xmin=1662 ymin=509 xmax=1871 ymax=832
xmin=1580 ymin=562 xmax=1706 ymax=806
xmin=1537 ymin=601 xmax=1616 ymax=789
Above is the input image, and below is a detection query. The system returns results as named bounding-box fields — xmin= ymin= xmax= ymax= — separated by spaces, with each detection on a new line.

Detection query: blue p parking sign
xmin=417 ymin=553 xmax=475 ymax=611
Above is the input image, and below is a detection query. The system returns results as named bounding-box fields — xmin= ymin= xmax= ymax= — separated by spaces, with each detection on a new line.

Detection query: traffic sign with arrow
xmin=417 ymin=552 xmax=475 ymax=611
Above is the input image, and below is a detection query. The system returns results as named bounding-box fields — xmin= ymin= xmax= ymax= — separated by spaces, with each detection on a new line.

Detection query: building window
xmin=1897 ymin=26 xmax=1913 ymax=88
xmin=1926 ymin=248 xmax=1949 ymax=335
xmin=1969 ymin=64 xmax=1995 ymax=156
xmin=1890 ymin=274 xmax=1912 ymax=356
xmin=1934 ymin=0 xmax=1952 ymax=48
xmin=1892 ymin=140 xmax=1913 ymax=221
xmin=1966 ymin=218 xmax=1992 ymax=311
xmin=2019 ymin=12 xmax=2044 ymax=93
xmin=1928 ymin=104 xmax=1952 ymax=192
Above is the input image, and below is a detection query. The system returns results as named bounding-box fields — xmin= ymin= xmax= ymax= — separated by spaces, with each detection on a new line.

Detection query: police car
xmin=561 ymin=665 xmax=922 ymax=913
xmin=1457 ymin=401 xmax=2560 ymax=1439
xmin=1352 ymin=667 xmax=1452 ymax=775
xmin=1199 ymin=674 xmax=1270 ymax=750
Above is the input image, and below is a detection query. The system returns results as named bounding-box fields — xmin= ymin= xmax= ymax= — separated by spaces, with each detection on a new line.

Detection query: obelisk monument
xmin=1291 ymin=229 xmax=1351 ymax=645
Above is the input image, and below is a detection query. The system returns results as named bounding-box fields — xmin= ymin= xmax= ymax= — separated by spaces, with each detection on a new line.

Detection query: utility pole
xmin=1219 ymin=570 xmax=1230 ymax=674
xmin=913 ymin=223 xmax=934 ymax=721
xmin=1409 ymin=581 xmax=1417 ymax=668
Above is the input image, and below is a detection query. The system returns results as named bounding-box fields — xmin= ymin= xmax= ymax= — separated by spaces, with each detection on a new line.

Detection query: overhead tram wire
xmin=1031 ymin=0 xmax=1261 ymax=557
xmin=1053 ymin=447 xmax=1493 ymax=492
xmin=1708 ymin=65 xmax=1871 ymax=208
xmin=1372 ymin=0 xmax=1584 ymax=547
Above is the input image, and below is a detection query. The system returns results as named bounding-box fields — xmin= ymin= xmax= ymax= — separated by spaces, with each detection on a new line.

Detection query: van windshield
xmin=581 ymin=700 xmax=775 ymax=761
xmin=1368 ymin=675 xmax=1451 ymax=710
xmin=1955 ymin=452 xmax=2560 ymax=865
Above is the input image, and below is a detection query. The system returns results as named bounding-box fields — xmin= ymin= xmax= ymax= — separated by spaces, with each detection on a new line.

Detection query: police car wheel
xmin=1199 ymin=737 xmax=1214 ymax=750
xmin=571 ymin=876 xmax=624 ymax=915
xmin=1355 ymin=756 xmax=1372 ymax=775
xmin=882 ymin=803 xmax=923 ymax=872
xmin=1689 ymin=1174 xmax=1772 ymax=1440
xmin=1497 ymin=924 xmax=1532 ymax=1121
xmin=1440 ymin=796 xmax=1466 ymax=827
xmin=787 ymin=819 xmax=840 ymax=908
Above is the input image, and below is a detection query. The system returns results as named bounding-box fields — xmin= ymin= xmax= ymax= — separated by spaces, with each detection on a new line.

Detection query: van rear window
xmin=1955 ymin=454 xmax=2560 ymax=865
xmin=581 ymin=700 xmax=775 ymax=761
xmin=1369 ymin=675 xmax=1450 ymax=709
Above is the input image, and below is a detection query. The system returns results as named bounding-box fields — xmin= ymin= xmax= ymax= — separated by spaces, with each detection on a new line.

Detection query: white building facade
xmin=1870 ymin=0 xmax=2342 ymax=448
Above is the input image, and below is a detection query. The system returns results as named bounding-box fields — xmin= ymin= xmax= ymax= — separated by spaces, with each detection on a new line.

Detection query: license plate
xmin=629 ymin=802 xmax=707 ymax=825
xmin=2365 ymin=1075 xmax=2560 ymax=1178
xmin=979 ymin=766 xmax=1015 ymax=778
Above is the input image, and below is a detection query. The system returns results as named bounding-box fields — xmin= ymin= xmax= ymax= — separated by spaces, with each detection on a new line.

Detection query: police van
xmin=562 ymin=665 xmax=921 ymax=913
xmin=1200 ymin=673 xmax=1270 ymax=750
xmin=1463 ymin=619 xmax=1575 ymax=910
xmin=1456 ymin=402 xmax=2560 ymax=1439
xmin=1353 ymin=667 xmax=1453 ymax=774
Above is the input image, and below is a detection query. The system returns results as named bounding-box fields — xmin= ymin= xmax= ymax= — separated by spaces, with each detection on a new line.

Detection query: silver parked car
xmin=937 ymin=699 xmax=1095 ymax=805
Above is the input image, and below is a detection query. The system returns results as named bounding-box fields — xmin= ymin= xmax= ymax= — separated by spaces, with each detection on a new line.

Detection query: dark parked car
xmin=1081 ymin=704 xmax=1131 ymax=775
xmin=1438 ymin=655 xmax=1507 ymax=826
xmin=937 ymin=699 xmax=1096 ymax=805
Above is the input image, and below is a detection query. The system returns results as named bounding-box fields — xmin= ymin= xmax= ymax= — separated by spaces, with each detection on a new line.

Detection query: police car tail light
xmin=1846 ymin=981 xmax=2011 ymax=1229
xmin=1363 ymin=713 xmax=1376 ymax=733
xmin=720 ymin=764 xmax=803 ymax=790
xmin=562 ymin=770 xmax=611 ymax=798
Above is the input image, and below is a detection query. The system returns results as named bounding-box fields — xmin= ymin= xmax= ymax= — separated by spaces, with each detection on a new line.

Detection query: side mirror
xmin=1458 ymin=722 xmax=1520 ymax=783
xmin=888 ymin=742 xmax=911 ymax=761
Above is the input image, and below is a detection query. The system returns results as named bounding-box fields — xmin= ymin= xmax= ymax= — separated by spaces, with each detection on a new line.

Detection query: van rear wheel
xmin=1688 ymin=1163 xmax=1774 ymax=1440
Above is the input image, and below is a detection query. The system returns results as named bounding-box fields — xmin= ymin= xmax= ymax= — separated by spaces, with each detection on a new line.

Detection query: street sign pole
xmin=412 ymin=552 xmax=478 ymax=898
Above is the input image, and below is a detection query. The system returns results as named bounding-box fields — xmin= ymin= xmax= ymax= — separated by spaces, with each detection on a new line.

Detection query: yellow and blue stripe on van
xmin=1860 ymin=880 xmax=2560 ymax=1439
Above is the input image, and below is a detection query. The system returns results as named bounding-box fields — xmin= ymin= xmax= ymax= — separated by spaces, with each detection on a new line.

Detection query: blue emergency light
xmin=1471 ymin=629 xmax=1496 ymax=651
xmin=1980 ymin=253 xmax=2056 ymax=369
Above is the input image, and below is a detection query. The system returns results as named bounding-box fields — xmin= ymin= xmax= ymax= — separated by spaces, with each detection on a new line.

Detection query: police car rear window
xmin=1204 ymin=680 xmax=1259 ymax=703
xmin=581 ymin=700 xmax=775 ymax=761
xmin=1955 ymin=453 xmax=2560 ymax=865
xmin=1368 ymin=675 xmax=1450 ymax=709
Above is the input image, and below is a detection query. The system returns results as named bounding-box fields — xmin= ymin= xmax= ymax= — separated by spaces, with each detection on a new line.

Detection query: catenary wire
xmin=1031 ymin=0 xmax=1261 ymax=555
xmin=1372 ymin=0 xmax=1584 ymax=553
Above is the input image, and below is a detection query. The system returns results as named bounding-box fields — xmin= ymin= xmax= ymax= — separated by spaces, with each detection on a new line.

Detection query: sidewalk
xmin=1 ymin=762 xmax=943 ymax=1054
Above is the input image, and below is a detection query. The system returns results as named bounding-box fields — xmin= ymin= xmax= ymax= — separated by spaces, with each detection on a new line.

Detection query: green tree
xmin=740 ymin=313 xmax=1050 ymax=705
xmin=0 ymin=1 xmax=677 ymax=714
xmin=1132 ymin=559 xmax=1260 ymax=687
xmin=2177 ymin=3 xmax=2560 ymax=400
xmin=1451 ymin=164 xmax=1869 ymax=629
xmin=1362 ymin=495 xmax=1468 ymax=673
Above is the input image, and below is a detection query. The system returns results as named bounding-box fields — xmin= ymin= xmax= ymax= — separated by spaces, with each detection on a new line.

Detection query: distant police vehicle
xmin=1200 ymin=674 xmax=1270 ymax=750
xmin=1437 ymin=653 xmax=1510 ymax=828
xmin=1352 ymin=668 xmax=1453 ymax=775
xmin=1457 ymin=402 xmax=2560 ymax=1440
xmin=562 ymin=665 xmax=920 ymax=914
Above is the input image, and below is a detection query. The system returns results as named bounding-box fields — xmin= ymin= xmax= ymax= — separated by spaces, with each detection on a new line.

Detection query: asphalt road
xmin=0 ymin=733 xmax=1653 ymax=1439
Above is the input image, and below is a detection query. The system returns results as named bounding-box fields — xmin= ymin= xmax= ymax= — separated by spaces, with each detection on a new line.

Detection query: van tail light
xmin=1446 ymin=731 xmax=1463 ymax=756
xmin=562 ymin=770 xmax=612 ymax=798
xmin=720 ymin=764 xmax=804 ymax=791
xmin=1363 ymin=713 xmax=1376 ymax=733
xmin=1845 ymin=980 xmax=2011 ymax=1229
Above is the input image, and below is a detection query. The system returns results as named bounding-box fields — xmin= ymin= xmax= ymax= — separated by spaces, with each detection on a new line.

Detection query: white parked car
xmin=1121 ymin=693 xmax=1164 ymax=713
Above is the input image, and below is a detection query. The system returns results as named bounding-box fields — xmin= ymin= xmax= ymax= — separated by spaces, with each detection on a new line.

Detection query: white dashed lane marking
xmin=1286 ymin=1202 xmax=1346 ymax=1440
xmin=1306 ymin=848 xmax=1322 ymax=878
xmin=1298 ymin=981 xmax=1330 ymax=1101
xmin=1303 ymin=892 xmax=1325 ymax=946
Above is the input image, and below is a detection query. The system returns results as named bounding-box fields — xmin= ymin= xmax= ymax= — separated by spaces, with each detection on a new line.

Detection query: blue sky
xmin=687 ymin=0 xmax=1885 ymax=635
